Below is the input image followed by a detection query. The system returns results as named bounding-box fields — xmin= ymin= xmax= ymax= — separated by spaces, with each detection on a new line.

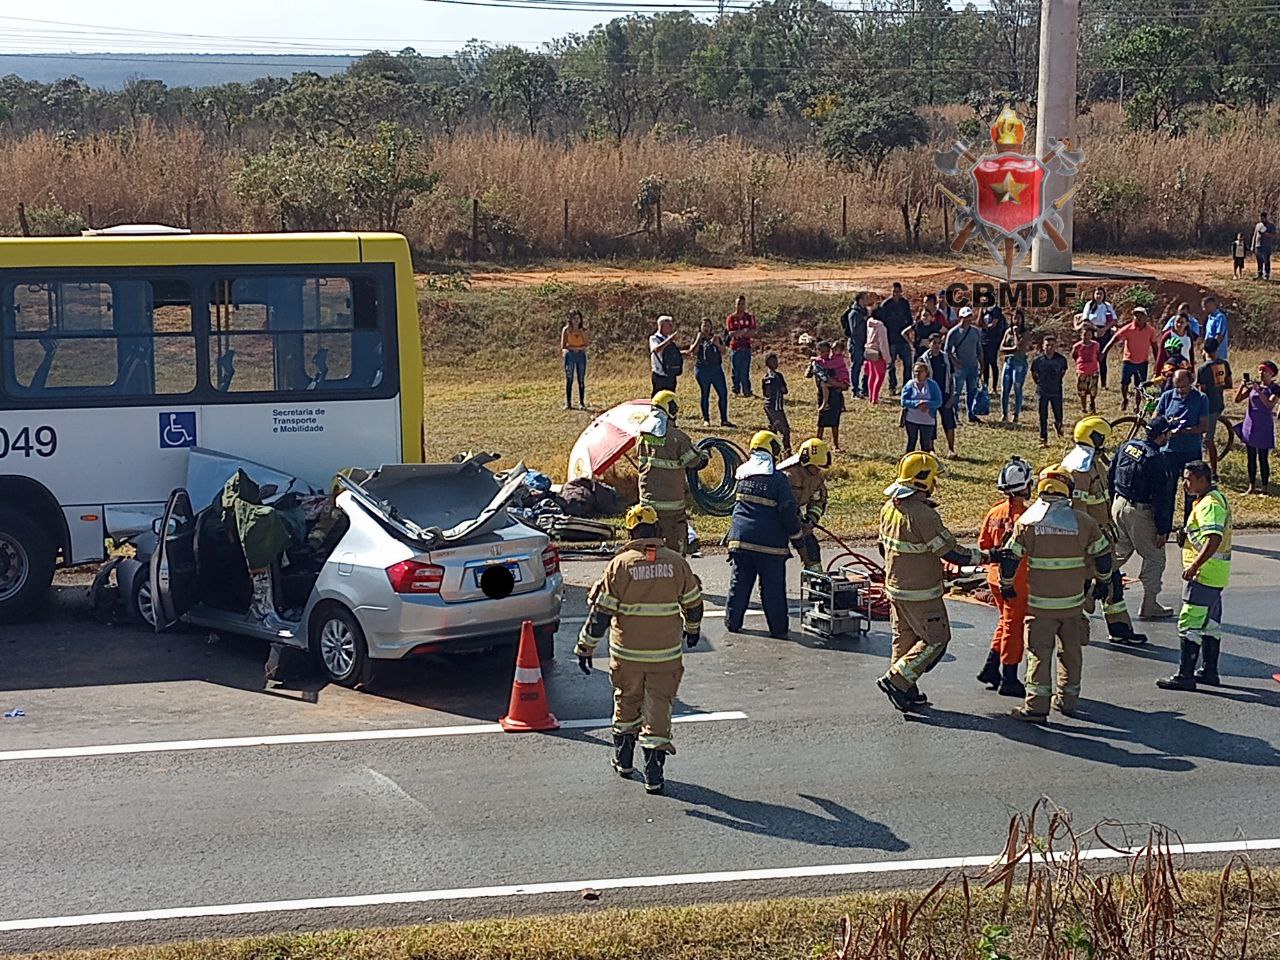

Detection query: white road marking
xmin=4 ymin=837 xmax=1279 ymax=932
xmin=0 ymin=711 xmax=748 ymax=764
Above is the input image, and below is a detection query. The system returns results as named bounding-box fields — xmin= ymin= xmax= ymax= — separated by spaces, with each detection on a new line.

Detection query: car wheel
xmin=312 ymin=604 xmax=374 ymax=689
xmin=536 ymin=625 xmax=556 ymax=663
xmin=0 ymin=507 xmax=56 ymax=624
xmin=130 ymin=572 xmax=156 ymax=628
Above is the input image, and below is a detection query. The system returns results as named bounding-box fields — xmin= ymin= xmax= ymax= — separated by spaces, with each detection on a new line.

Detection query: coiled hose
xmin=815 ymin=523 xmax=891 ymax=620
xmin=687 ymin=437 xmax=746 ymax=516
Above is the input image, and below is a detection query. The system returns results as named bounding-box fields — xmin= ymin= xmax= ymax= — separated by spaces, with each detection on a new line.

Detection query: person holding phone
xmin=1235 ymin=360 xmax=1280 ymax=494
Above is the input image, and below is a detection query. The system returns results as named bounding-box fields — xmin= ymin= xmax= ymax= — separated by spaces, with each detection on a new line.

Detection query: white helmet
xmin=997 ymin=455 xmax=1034 ymax=495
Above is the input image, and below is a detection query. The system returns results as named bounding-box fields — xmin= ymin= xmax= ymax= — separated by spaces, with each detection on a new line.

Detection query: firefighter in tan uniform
xmin=1062 ymin=416 xmax=1148 ymax=645
xmin=876 ymin=452 xmax=987 ymax=713
xmin=638 ymin=390 xmax=708 ymax=554
xmin=999 ymin=466 xmax=1113 ymax=722
xmin=576 ymin=504 xmax=704 ymax=794
xmin=780 ymin=438 xmax=832 ymax=572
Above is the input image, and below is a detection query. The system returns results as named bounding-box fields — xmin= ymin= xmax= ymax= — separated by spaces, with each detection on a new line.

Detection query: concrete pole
xmin=1031 ymin=0 xmax=1078 ymax=275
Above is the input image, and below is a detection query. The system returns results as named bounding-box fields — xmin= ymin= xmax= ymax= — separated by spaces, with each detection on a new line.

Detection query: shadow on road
xmin=912 ymin=695 xmax=1280 ymax=772
xmin=670 ymin=784 xmax=910 ymax=852
xmin=1101 ymin=636 xmax=1280 ymax=680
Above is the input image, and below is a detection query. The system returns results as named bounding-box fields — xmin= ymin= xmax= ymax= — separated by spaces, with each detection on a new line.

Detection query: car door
xmin=150 ymin=488 xmax=198 ymax=631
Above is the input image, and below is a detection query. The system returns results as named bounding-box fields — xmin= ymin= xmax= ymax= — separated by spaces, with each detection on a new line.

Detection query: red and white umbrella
xmin=566 ymin=400 xmax=654 ymax=481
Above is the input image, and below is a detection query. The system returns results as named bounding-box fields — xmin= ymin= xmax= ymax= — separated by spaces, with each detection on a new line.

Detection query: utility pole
xmin=1031 ymin=0 xmax=1078 ymax=275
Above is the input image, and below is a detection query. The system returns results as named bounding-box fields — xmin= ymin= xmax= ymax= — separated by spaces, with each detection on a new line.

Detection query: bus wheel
xmin=0 ymin=507 xmax=55 ymax=623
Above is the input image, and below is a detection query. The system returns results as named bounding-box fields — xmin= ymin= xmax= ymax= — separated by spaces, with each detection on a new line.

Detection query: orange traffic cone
xmin=499 ymin=621 xmax=560 ymax=733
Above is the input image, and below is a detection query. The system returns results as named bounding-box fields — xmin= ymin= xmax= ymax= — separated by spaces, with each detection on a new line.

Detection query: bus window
xmin=208 ymin=275 xmax=384 ymax=394
xmin=1 ymin=278 xmax=196 ymax=398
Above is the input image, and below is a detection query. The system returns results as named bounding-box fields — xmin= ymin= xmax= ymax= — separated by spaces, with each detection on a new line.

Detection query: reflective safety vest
xmin=782 ymin=463 xmax=828 ymax=524
xmin=1184 ymin=487 xmax=1232 ymax=588
xmin=1005 ymin=497 xmax=1109 ymax=612
xmin=638 ymin=426 xmax=702 ymax=513
xmin=579 ymin=538 xmax=704 ymax=664
xmin=727 ymin=468 xmax=802 ymax=556
xmin=1069 ymin=453 xmax=1113 ymax=531
xmin=879 ymin=492 xmax=962 ymax=602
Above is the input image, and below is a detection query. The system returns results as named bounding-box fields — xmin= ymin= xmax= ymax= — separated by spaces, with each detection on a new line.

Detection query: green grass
xmin=12 ymin=869 xmax=1278 ymax=960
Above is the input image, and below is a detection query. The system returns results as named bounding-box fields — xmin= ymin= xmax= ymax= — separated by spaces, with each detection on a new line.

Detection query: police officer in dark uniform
xmin=1109 ymin=417 xmax=1176 ymax=620
xmin=724 ymin=431 xmax=802 ymax=639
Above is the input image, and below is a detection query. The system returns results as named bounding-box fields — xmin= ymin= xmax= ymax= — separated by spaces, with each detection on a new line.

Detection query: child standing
xmin=976 ymin=456 xmax=1033 ymax=697
xmin=761 ymin=353 xmax=792 ymax=457
xmin=1072 ymin=323 xmax=1101 ymax=413
xmin=1232 ymin=232 xmax=1247 ymax=279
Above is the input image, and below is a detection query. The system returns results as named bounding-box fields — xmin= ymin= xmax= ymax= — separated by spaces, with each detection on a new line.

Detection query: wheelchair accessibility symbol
xmin=159 ymin=411 xmax=197 ymax=449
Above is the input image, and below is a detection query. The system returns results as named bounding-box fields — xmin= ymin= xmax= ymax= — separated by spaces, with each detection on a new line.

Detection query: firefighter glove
xmin=577 ymin=653 xmax=592 ymax=675
xmin=1092 ymin=578 xmax=1111 ymax=600
xmin=684 ymin=630 xmax=700 ymax=649
xmin=1000 ymin=584 xmax=1018 ymax=600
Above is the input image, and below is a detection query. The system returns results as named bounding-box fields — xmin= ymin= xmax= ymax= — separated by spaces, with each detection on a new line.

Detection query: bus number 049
xmin=0 ymin=426 xmax=58 ymax=458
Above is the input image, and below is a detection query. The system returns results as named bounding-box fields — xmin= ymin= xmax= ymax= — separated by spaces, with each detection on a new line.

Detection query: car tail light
xmin=386 ymin=560 xmax=444 ymax=594
xmin=541 ymin=544 xmax=561 ymax=576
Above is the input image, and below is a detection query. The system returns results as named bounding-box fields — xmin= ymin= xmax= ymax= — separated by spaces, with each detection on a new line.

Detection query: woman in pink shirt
xmin=864 ymin=309 xmax=891 ymax=405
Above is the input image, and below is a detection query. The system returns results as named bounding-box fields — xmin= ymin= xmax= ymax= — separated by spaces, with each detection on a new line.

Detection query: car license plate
xmin=474 ymin=563 xmax=522 ymax=587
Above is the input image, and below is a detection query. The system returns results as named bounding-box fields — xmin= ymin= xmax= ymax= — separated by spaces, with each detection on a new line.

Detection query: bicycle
xmin=1112 ymin=381 xmax=1235 ymax=465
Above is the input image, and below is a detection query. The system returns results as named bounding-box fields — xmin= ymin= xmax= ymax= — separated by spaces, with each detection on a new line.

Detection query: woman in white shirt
xmin=1076 ymin=286 xmax=1118 ymax=389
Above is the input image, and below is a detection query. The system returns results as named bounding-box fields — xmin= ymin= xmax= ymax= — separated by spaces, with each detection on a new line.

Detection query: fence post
xmin=16 ymin=202 xmax=30 ymax=237
xmin=841 ymin=194 xmax=848 ymax=237
xmin=748 ymin=197 xmax=756 ymax=255
xmin=470 ymin=197 xmax=479 ymax=261
xmin=563 ymin=197 xmax=570 ymax=249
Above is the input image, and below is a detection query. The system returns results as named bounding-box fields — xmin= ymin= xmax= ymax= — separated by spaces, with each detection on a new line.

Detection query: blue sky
xmin=0 ymin=1 xmax=703 ymax=55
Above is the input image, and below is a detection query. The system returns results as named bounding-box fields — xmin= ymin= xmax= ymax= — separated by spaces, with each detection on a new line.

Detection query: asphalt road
xmin=2 ymin=536 xmax=1279 ymax=953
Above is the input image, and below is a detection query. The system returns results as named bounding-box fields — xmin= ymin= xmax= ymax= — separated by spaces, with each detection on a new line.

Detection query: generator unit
xmin=800 ymin=567 xmax=872 ymax=640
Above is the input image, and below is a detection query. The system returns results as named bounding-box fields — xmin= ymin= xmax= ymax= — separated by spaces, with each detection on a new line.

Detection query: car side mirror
xmin=152 ymin=517 xmax=164 ymax=536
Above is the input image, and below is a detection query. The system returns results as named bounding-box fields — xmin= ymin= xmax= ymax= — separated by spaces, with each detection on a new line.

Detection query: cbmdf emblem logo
xmin=935 ymin=106 xmax=1083 ymax=280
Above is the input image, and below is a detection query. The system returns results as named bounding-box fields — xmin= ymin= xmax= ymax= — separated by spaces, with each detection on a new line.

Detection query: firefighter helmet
xmin=997 ymin=455 xmax=1034 ymax=494
xmin=749 ymin=430 xmax=782 ymax=458
xmin=651 ymin=390 xmax=678 ymax=417
xmin=798 ymin=438 xmax=833 ymax=469
xmin=896 ymin=451 xmax=941 ymax=495
xmin=1037 ymin=464 xmax=1074 ymax=499
xmin=623 ymin=504 xmax=659 ymax=530
xmin=1073 ymin=416 xmax=1113 ymax=449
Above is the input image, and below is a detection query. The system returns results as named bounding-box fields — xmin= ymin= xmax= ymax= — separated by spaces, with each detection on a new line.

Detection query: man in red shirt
xmin=1102 ymin=306 xmax=1161 ymax=409
xmin=726 ymin=294 xmax=758 ymax=397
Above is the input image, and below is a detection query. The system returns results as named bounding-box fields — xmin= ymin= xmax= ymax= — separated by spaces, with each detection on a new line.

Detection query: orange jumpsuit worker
xmin=976 ymin=456 xmax=1033 ymax=698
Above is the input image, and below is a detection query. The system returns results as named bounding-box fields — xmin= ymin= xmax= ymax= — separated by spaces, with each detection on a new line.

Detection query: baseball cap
xmin=1146 ymin=416 xmax=1172 ymax=439
xmin=958 ymin=306 xmax=974 ymax=318
xmin=1132 ymin=306 xmax=1149 ymax=315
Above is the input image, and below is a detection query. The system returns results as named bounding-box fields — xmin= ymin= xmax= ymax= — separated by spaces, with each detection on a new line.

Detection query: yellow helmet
xmin=1036 ymin=464 xmax=1074 ymax=498
xmin=749 ymin=430 xmax=782 ymax=457
xmin=798 ymin=438 xmax=833 ymax=470
xmin=896 ymin=451 xmax=941 ymax=494
xmin=651 ymin=390 xmax=678 ymax=417
xmin=1073 ymin=415 xmax=1113 ymax=449
xmin=623 ymin=504 xmax=659 ymax=530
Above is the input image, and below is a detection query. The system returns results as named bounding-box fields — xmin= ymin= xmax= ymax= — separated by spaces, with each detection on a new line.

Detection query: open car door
xmin=150 ymin=488 xmax=198 ymax=631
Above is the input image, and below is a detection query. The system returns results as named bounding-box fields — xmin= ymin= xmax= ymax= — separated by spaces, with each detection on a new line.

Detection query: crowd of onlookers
xmin=560 ymin=280 xmax=1280 ymax=496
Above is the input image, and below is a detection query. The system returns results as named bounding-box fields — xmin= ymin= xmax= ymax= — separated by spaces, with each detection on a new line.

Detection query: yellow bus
xmin=0 ymin=227 xmax=424 ymax=621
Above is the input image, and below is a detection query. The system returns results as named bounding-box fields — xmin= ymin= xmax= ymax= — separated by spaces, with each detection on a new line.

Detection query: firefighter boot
xmin=1156 ymin=637 xmax=1200 ymax=691
xmin=642 ymin=748 xmax=666 ymax=795
xmin=1194 ymin=636 xmax=1221 ymax=686
xmin=611 ymin=734 xmax=636 ymax=777
xmin=976 ymin=648 xmax=1001 ymax=689
xmin=876 ymin=675 xmax=915 ymax=713
xmin=909 ymin=684 xmax=930 ymax=706
xmin=997 ymin=663 xmax=1026 ymax=698
xmin=1107 ymin=621 xmax=1148 ymax=646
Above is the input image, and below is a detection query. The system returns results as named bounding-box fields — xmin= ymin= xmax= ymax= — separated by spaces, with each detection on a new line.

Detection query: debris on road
xmin=4 ymin=708 xmax=25 ymax=719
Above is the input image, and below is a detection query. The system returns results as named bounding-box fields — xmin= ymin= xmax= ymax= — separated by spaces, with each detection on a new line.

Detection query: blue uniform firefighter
xmin=724 ymin=430 xmax=803 ymax=639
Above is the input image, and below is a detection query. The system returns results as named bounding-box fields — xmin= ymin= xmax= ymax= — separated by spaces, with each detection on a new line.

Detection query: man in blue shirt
xmin=1155 ymin=369 xmax=1210 ymax=524
xmin=1203 ymin=295 xmax=1228 ymax=361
